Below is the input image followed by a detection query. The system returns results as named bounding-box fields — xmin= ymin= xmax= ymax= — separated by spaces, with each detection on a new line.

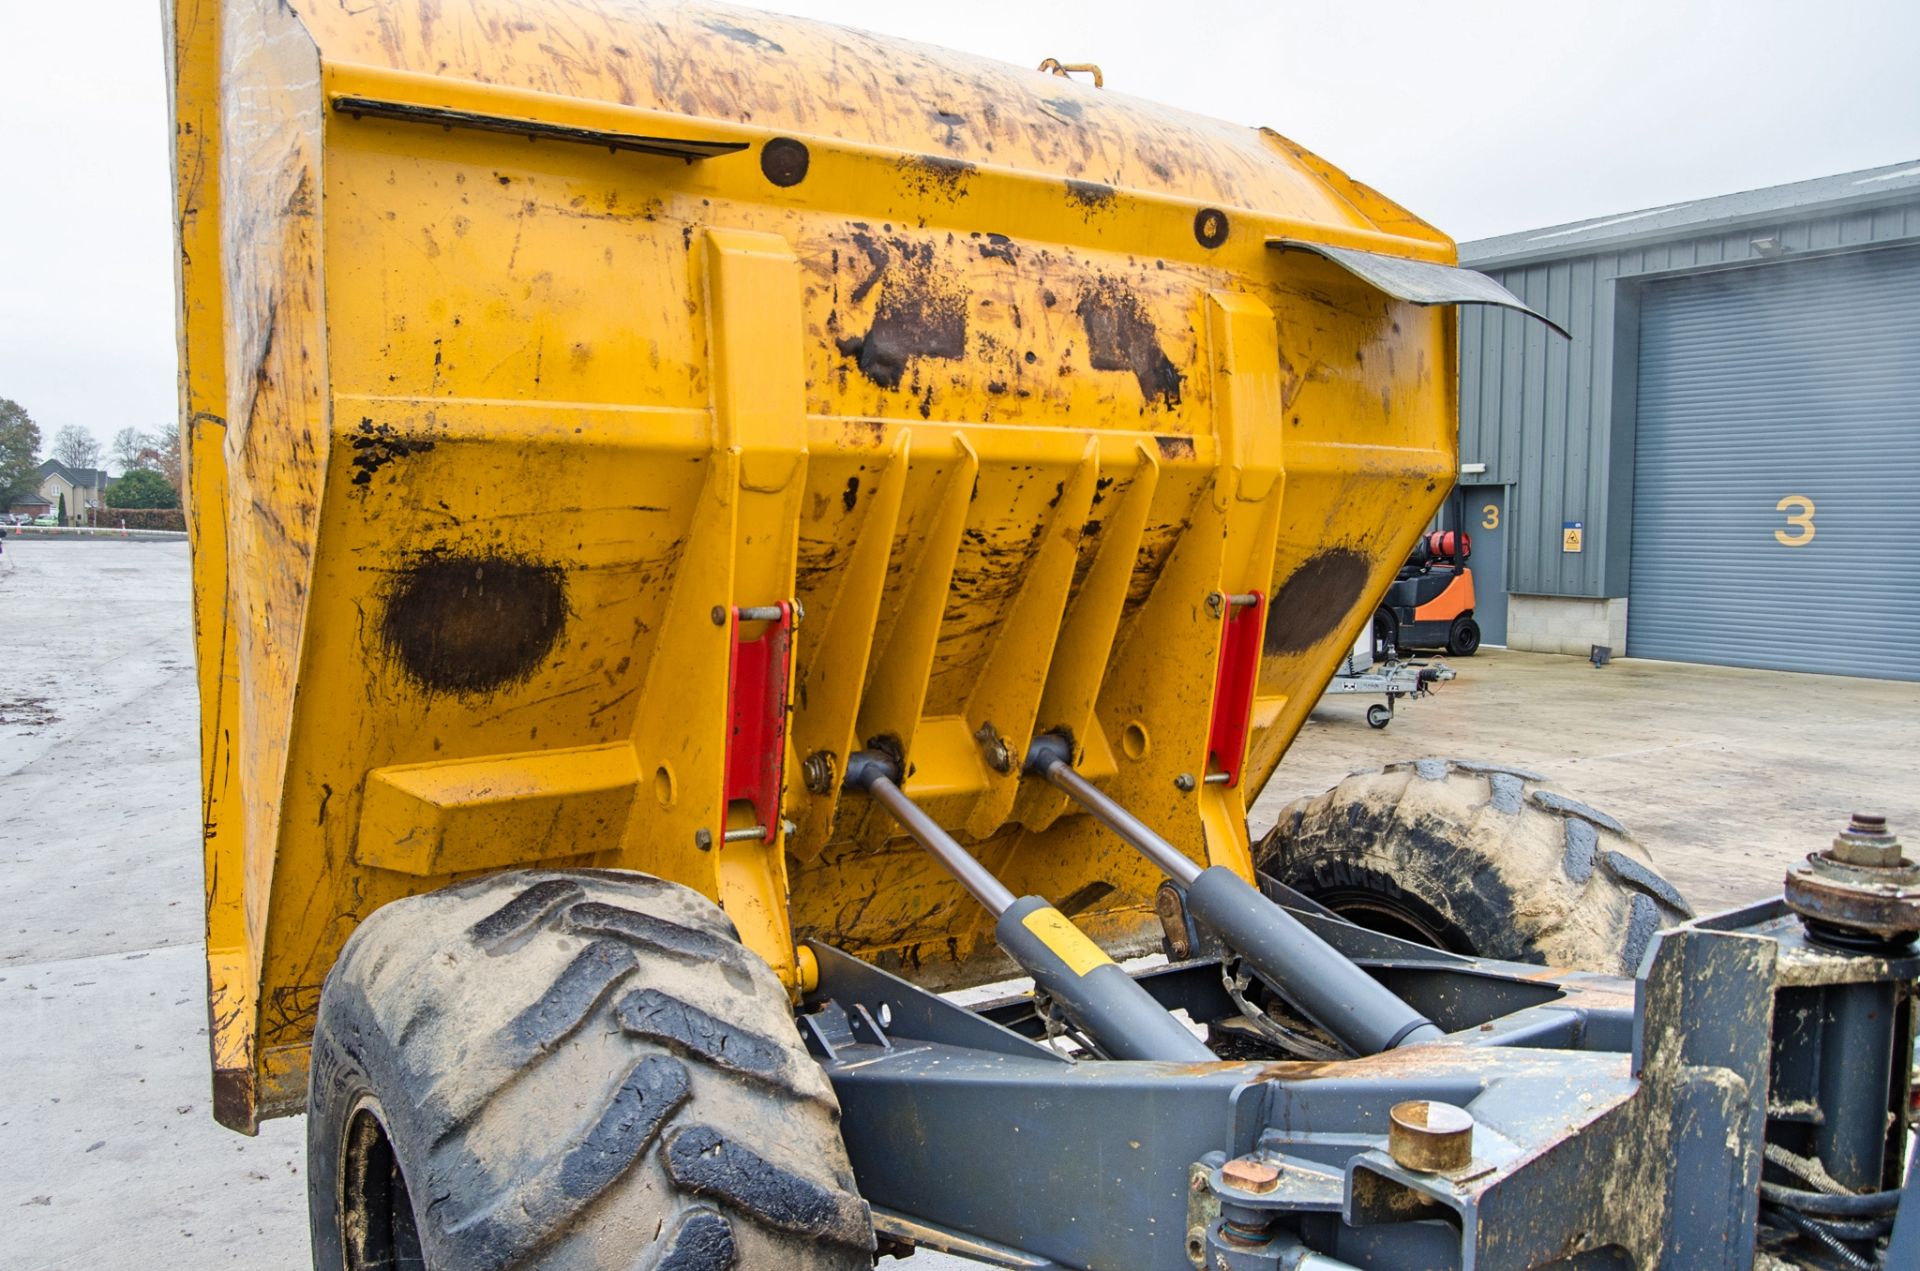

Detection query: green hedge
xmin=100 ymin=506 xmax=188 ymax=532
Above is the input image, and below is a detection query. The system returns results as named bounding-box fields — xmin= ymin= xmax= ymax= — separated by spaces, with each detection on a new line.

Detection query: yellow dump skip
xmin=168 ymin=0 xmax=1457 ymax=1129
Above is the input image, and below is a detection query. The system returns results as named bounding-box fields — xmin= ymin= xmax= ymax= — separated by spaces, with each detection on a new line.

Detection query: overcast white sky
xmin=1 ymin=0 xmax=1915 ymax=459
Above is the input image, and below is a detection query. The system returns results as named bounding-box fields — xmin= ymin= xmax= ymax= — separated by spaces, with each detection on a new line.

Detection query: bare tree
xmin=153 ymin=421 xmax=183 ymax=489
xmin=112 ymin=426 xmax=153 ymax=473
xmin=50 ymin=424 xmax=104 ymax=471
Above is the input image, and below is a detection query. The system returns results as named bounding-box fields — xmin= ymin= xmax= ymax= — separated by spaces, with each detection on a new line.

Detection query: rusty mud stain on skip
xmin=700 ymin=18 xmax=785 ymax=51
xmin=835 ymin=236 xmax=967 ymax=390
xmin=897 ymin=154 xmax=976 ymax=202
xmin=350 ymin=417 xmax=435 ymax=485
xmin=383 ymin=554 xmax=567 ymax=694
xmin=1065 ymin=179 xmax=1116 ymax=210
xmin=1077 ymin=278 xmax=1182 ymax=408
xmin=1263 ymin=548 xmax=1371 ymax=656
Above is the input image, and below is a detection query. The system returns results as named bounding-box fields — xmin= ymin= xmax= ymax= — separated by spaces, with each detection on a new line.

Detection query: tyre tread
xmin=470 ymin=879 xmax=585 ymax=948
xmin=308 ymin=870 xmax=869 ymax=1271
xmin=501 ymin=938 xmax=638 ymax=1064
xmin=438 ymin=1054 xmax=692 ymax=1268
xmin=615 ymin=988 xmax=803 ymax=1096
xmin=645 ymin=1207 xmax=737 ymax=1270
xmin=564 ymin=901 xmax=752 ymax=970
xmin=1600 ymin=848 xmax=1692 ymax=915
xmin=663 ymin=1125 xmax=875 ymax=1252
xmin=1259 ymin=759 xmax=1692 ymax=974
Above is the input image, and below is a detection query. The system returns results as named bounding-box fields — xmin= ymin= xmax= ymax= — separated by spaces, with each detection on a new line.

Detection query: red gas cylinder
xmin=1425 ymin=530 xmax=1471 ymax=563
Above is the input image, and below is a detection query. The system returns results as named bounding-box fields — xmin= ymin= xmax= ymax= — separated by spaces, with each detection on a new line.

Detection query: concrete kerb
xmin=2 ymin=527 xmax=188 ymax=542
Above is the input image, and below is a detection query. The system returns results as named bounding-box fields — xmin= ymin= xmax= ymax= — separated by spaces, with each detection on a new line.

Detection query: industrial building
xmin=1454 ymin=161 xmax=1920 ymax=681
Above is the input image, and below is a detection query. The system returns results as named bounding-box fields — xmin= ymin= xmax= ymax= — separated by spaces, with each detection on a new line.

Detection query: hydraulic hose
xmin=1759 ymin=1183 xmax=1903 ymax=1217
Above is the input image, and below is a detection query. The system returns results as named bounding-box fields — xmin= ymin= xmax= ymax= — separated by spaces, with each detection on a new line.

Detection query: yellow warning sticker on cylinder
xmin=1021 ymin=907 xmax=1115 ymax=977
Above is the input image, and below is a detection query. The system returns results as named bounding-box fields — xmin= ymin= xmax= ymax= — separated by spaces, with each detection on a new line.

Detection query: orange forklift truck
xmin=1378 ymin=530 xmax=1480 ymax=656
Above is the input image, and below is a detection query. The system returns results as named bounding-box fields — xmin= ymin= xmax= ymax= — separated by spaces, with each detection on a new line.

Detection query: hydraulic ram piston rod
xmin=843 ymin=750 xmax=1213 ymax=1063
xmin=1027 ymin=735 xmax=1443 ymax=1054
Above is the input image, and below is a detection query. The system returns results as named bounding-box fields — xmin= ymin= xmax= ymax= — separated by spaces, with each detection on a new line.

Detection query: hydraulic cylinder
xmin=1030 ymin=735 xmax=1443 ymax=1054
xmin=846 ymin=750 xmax=1215 ymax=1063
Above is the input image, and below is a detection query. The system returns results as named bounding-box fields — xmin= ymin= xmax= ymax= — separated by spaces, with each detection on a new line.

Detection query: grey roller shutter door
xmin=1628 ymin=244 xmax=1920 ymax=680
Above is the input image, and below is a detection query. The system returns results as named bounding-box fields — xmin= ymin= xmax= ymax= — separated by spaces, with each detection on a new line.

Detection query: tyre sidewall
xmin=1284 ymin=855 xmax=1489 ymax=958
xmin=309 ymin=960 xmax=426 ymax=1271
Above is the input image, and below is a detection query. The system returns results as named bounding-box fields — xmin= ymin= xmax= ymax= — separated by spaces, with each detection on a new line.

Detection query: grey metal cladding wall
xmin=1458 ymin=195 xmax=1920 ymax=598
xmin=1471 ymin=259 xmax=1615 ymax=598
xmin=1627 ymin=244 xmax=1920 ymax=680
xmin=1460 ymin=258 xmax=1625 ymax=598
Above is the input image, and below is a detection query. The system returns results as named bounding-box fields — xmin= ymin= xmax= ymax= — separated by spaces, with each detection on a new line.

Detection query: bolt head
xmin=802 ymin=751 xmax=836 ymax=795
xmin=973 ymin=723 xmax=1013 ymax=774
xmin=1174 ymin=773 xmax=1196 ymax=792
xmin=1219 ymin=1158 xmax=1281 ymax=1195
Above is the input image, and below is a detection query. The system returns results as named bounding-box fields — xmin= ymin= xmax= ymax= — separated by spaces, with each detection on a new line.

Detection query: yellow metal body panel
xmin=168 ymin=0 xmax=1459 ymax=1129
xmin=357 ymin=744 xmax=642 ymax=876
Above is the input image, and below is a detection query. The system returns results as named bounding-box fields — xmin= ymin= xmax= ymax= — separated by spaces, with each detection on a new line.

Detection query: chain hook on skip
xmin=1037 ymin=58 xmax=1104 ymax=88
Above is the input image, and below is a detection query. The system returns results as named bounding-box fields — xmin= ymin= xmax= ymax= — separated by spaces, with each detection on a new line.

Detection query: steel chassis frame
xmin=801 ymin=890 xmax=1918 ymax=1270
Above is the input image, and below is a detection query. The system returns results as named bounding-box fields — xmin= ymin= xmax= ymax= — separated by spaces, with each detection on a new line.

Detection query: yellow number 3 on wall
xmin=1775 ymin=495 xmax=1816 ymax=547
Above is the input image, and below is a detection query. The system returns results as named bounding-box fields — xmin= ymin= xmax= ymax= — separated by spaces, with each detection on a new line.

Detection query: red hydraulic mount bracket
xmin=724 ymin=602 xmax=794 ymax=843
xmin=1206 ymin=591 xmax=1266 ymax=789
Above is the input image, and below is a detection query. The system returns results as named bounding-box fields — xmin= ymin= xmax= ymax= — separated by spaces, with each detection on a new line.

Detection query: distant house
xmin=37 ymin=459 xmax=111 ymax=526
xmin=7 ymin=489 xmax=52 ymax=519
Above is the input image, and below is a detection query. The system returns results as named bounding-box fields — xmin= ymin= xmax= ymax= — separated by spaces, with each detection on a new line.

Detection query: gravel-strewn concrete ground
xmin=1 ymin=540 xmax=306 ymax=1269
xmin=3 ymin=538 xmax=1915 ymax=1269
xmin=1251 ymin=638 xmax=1920 ymax=916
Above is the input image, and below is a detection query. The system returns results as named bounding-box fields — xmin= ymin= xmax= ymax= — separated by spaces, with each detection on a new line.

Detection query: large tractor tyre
xmin=307 ymin=869 xmax=874 ymax=1271
xmin=1256 ymin=760 xmax=1692 ymax=976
